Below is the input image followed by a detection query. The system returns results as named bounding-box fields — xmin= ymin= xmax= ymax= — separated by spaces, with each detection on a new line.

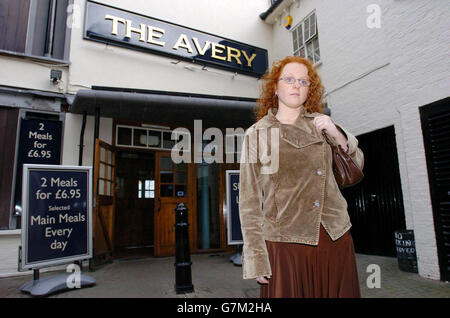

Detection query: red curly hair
xmin=255 ymin=56 xmax=325 ymax=121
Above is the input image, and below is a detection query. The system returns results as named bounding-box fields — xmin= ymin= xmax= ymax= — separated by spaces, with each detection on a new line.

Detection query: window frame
xmin=0 ymin=0 xmax=73 ymax=64
xmin=115 ymin=124 xmax=191 ymax=152
xmin=291 ymin=11 xmax=321 ymax=65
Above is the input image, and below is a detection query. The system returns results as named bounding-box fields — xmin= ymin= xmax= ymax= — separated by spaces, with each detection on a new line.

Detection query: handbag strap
xmin=321 ymin=130 xmax=337 ymax=146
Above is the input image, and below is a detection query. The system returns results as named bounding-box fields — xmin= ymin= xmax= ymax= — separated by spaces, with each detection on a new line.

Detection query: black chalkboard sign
xmin=20 ymin=165 xmax=93 ymax=270
xmin=14 ymin=118 xmax=62 ymax=217
xmin=226 ymin=171 xmax=243 ymax=245
xmin=395 ymin=230 xmax=418 ymax=273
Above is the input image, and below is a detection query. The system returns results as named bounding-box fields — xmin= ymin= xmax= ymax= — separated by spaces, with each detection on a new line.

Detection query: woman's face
xmin=276 ymin=62 xmax=310 ymax=110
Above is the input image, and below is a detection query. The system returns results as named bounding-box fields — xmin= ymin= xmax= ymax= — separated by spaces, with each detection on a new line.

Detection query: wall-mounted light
xmin=50 ymin=69 xmax=62 ymax=84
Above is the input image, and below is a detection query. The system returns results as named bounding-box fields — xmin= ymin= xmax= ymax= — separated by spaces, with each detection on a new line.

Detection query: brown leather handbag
xmin=322 ymin=130 xmax=364 ymax=188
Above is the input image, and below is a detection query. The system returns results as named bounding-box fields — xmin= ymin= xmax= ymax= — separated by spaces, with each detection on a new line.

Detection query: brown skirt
xmin=260 ymin=224 xmax=361 ymax=298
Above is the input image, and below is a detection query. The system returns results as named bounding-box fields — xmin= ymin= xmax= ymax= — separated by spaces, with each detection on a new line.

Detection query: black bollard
xmin=174 ymin=203 xmax=194 ymax=294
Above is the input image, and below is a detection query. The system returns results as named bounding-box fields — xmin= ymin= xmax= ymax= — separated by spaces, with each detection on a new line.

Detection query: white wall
xmin=0 ymin=0 xmax=273 ymax=277
xmin=384 ymin=0 xmax=450 ymax=281
xmin=0 ymin=55 xmax=69 ymax=94
xmin=62 ymin=113 xmax=113 ymax=167
xmin=0 ymin=232 xmax=21 ymax=277
xmin=270 ymin=0 xmax=450 ymax=280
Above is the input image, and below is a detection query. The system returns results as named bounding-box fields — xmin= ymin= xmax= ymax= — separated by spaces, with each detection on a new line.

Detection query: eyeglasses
xmin=279 ymin=77 xmax=311 ymax=87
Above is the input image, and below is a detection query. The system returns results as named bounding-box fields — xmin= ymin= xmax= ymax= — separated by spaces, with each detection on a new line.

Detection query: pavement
xmin=0 ymin=252 xmax=449 ymax=298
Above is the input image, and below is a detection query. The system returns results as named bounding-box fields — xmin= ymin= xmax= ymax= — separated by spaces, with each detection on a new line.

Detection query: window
xmin=116 ymin=124 xmax=191 ymax=152
xmin=159 ymin=157 xmax=187 ymax=198
xmin=0 ymin=0 xmax=71 ymax=61
xmin=292 ymin=11 xmax=320 ymax=64
xmin=138 ymin=179 xmax=155 ymax=199
xmin=98 ymin=147 xmax=114 ymax=196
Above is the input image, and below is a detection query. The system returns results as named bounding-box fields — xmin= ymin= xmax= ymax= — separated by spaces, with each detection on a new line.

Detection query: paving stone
xmin=0 ymin=253 xmax=448 ymax=298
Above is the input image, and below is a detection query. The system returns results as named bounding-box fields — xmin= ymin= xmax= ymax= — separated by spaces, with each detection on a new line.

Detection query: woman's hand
xmin=313 ymin=115 xmax=348 ymax=152
xmin=255 ymin=276 xmax=270 ymax=284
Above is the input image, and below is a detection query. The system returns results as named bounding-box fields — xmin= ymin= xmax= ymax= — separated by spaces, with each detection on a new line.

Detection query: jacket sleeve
xmin=334 ymin=123 xmax=365 ymax=170
xmin=238 ymin=127 xmax=272 ymax=280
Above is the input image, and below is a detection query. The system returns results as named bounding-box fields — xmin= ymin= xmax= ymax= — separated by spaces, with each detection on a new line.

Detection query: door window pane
xmin=100 ymin=163 xmax=105 ymax=178
xmin=161 ymin=157 xmax=173 ymax=170
xmin=175 ymin=185 xmax=187 ymax=197
xmin=138 ymin=179 xmax=155 ymax=199
xmin=161 ymin=184 xmax=173 ymax=197
xmin=106 ymin=181 xmax=111 ymax=196
xmin=160 ymin=171 xmax=173 ymax=183
xmin=99 ymin=179 xmax=105 ymax=195
xmin=175 ymin=171 xmax=187 ymax=183
xmin=100 ymin=148 xmax=106 ymax=162
xmin=145 ymin=180 xmax=153 ymax=190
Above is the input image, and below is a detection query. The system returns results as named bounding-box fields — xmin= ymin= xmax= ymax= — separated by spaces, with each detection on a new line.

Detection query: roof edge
xmin=259 ymin=0 xmax=285 ymax=21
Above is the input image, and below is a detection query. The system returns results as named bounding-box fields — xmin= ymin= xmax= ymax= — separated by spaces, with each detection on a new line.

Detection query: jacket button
xmin=314 ymin=200 xmax=320 ymax=207
xmin=317 ymin=169 xmax=323 ymax=176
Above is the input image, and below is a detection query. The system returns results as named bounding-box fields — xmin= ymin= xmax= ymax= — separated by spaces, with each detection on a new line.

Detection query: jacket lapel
xmin=256 ymin=107 xmax=323 ymax=146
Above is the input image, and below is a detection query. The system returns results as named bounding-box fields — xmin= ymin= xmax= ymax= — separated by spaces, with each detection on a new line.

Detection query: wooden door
xmin=0 ymin=107 xmax=19 ymax=229
xmin=115 ymin=151 xmax=155 ymax=256
xmin=154 ymin=152 xmax=192 ymax=257
xmin=92 ymin=139 xmax=116 ymax=266
xmin=420 ymin=97 xmax=450 ymax=282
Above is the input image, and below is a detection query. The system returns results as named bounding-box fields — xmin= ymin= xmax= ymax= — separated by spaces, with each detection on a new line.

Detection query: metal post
xmin=174 ymin=203 xmax=194 ymax=294
xmin=33 ymin=269 xmax=39 ymax=283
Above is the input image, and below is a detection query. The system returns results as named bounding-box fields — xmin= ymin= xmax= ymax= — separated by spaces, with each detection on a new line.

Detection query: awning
xmin=69 ymin=88 xmax=257 ymax=128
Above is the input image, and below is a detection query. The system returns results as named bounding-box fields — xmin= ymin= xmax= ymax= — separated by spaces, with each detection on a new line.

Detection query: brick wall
xmin=270 ymin=0 xmax=450 ymax=280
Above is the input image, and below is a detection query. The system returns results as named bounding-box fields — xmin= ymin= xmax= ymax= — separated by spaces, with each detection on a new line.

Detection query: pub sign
xmin=84 ymin=0 xmax=268 ymax=77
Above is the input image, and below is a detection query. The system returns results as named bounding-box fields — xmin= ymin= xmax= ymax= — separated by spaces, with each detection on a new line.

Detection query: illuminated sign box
xmin=84 ymin=1 xmax=268 ymax=77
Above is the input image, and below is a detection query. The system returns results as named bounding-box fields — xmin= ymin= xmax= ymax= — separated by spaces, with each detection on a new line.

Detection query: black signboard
xmin=20 ymin=165 xmax=92 ymax=270
xmin=226 ymin=170 xmax=243 ymax=245
xmin=84 ymin=0 xmax=268 ymax=77
xmin=14 ymin=118 xmax=62 ymax=218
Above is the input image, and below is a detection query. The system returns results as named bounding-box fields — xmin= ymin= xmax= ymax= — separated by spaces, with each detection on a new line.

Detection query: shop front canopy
xmin=68 ymin=87 xmax=257 ymax=129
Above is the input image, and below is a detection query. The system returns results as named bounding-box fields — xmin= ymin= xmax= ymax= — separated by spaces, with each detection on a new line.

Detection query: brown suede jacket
xmin=238 ymin=106 xmax=364 ymax=279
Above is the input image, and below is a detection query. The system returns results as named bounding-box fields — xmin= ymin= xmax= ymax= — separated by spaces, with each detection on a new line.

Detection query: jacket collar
xmin=255 ymin=105 xmax=321 ymax=130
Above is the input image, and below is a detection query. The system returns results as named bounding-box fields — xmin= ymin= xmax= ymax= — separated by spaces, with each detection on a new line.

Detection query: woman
xmin=238 ymin=56 xmax=364 ymax=298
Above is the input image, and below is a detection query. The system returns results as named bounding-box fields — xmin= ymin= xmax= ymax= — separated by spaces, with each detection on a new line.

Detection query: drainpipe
xmin=89 ymin=107 xmax=100 ymax=271
xmin=78 ymin=111 xmax=87 ymax=166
